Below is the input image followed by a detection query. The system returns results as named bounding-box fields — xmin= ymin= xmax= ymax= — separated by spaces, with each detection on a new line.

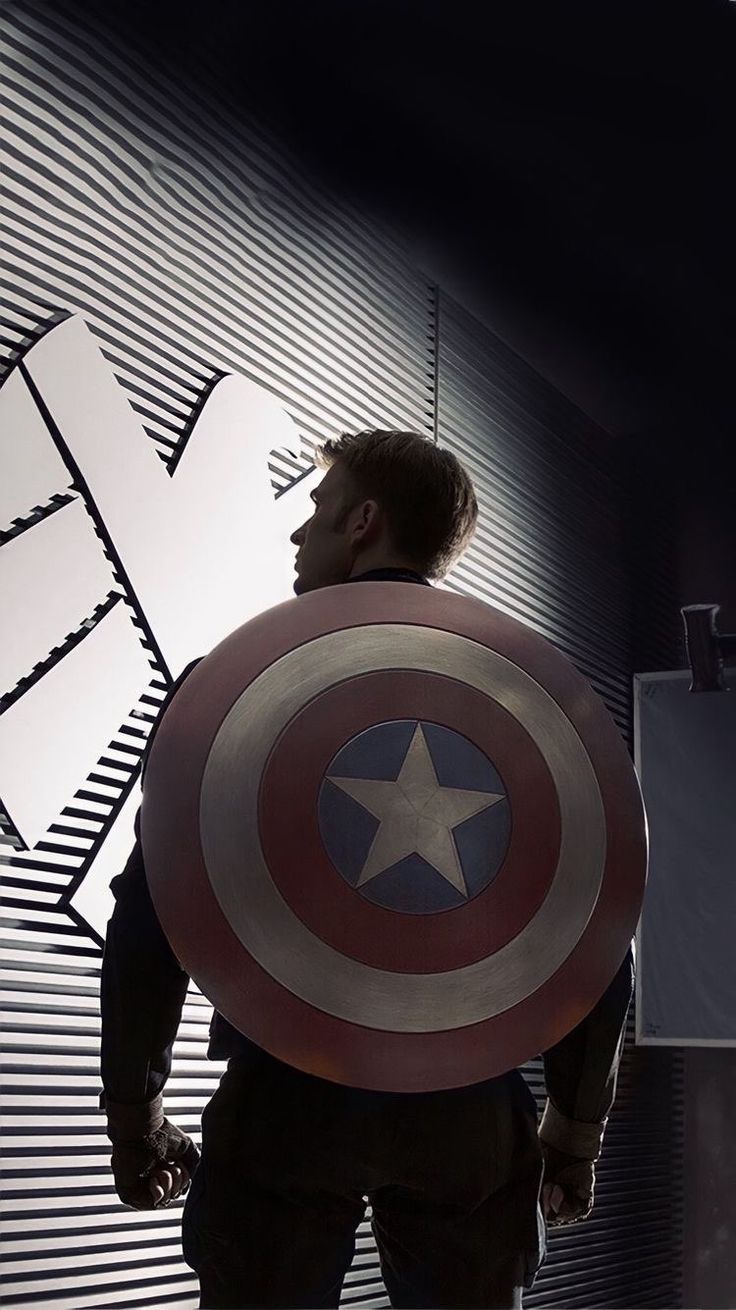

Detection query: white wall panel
xmin=0 ymin=370 xmax=73 ymax=530
xmin=0 ymin=599 xmax=153 ymax=849
xmin=0 ymin=497 xmax=117 ymax=696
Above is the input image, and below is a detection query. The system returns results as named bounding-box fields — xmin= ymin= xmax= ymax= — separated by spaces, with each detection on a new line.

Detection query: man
xmin=100 ymin=429 xmax=635 ymax=1309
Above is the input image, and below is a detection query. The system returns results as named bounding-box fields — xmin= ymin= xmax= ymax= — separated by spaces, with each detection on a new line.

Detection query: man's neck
xmin=348 ymin=558 xmax=422 ymax=580
xmin=348 ymin=565 xmax=430 ymax=585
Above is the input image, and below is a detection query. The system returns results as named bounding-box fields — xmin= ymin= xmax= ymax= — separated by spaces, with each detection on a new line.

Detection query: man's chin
xmin=293 ymin=568 xmax=350 ymax=595
xmin=293 ymin=573 xmax=314 ymax=596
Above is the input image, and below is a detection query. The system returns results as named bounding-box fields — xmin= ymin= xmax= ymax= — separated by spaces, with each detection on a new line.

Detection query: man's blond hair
xmin=314 ymin=429 xmax=478 ymax=581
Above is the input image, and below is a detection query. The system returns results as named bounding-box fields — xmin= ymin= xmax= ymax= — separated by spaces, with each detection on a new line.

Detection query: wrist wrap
xmin=105 ymin=1093 xmax=164 ymax=1141
xmin=539 ymin=1098 xmax=607 ymax=1161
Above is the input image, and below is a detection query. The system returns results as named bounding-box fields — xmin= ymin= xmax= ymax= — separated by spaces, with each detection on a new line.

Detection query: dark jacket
xmin=99 ymin=566 xmax=634 ymax=1123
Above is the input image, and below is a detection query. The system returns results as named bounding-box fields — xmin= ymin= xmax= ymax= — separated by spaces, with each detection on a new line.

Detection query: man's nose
xmin=290 ymin=524 xmax=305 ymax=546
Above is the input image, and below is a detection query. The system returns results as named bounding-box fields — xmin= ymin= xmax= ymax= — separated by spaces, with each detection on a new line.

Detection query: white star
xmin=328 ymin=724 xmax=505 ymax=897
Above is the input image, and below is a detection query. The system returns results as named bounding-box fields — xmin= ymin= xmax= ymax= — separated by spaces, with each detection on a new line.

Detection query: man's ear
xmin=360 ymin=499 xmax=382 ymax=535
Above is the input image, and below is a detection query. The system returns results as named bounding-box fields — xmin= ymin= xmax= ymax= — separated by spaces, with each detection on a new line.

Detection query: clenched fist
xmin=110 ymin=1116 xmax=201 ymax=1210
xmin=540 ymin=1140 xmax=595 ymax=1227
xmin=103 ymin=1096 xmax=200 ymax=1211
xmin=538 ymin=1098 xmax=605 ymax=1228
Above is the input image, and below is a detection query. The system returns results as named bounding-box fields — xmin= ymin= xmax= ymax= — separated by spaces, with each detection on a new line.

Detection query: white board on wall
xmin=634 ymin=669 xmax=736 ymax=1046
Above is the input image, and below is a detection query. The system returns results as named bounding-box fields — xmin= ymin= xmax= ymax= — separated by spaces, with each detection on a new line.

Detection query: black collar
xmin=347 ymin=567 xmax=431 ymax=586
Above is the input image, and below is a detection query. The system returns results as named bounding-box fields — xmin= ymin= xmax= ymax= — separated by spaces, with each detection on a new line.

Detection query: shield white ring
xmin=200 ymin=622 xmax=606 ymax=1032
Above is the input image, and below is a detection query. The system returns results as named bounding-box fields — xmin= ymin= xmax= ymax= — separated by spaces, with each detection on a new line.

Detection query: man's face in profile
xmin=290 ymin=463 xmax=360 ymax=595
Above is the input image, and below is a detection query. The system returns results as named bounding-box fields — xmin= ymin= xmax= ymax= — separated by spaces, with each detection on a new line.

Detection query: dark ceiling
xmin=91 ymin=0 xmax=735 ymax=449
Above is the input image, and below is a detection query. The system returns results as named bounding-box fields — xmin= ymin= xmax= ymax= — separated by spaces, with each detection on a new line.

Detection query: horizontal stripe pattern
xmin=1 ymin=0 xmax=433 ymax=1304
xmin=1 ymin=1 xmax=683 ymax=1307
xmin=438 ymin=296 xmax=632 ymax=733
xmin=438 ymin=294 xmax=684 ymax=1308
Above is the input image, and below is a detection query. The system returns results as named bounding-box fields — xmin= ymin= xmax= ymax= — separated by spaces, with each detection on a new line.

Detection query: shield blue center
xmin=317 ymin=719 xmax=511 ymax=914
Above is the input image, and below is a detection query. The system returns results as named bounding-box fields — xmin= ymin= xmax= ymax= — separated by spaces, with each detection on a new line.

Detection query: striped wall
xmin=1 ymin=2 xmax=683 ymax=1306
xmin=438 ymin=297 xmax=632 ymax=730
xmin=438 ymin=299 xmax=684 ymax=1308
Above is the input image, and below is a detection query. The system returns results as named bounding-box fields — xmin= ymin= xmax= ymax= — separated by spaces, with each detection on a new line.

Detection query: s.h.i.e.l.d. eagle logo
xmin=0 ymin=314 xmax=315 ymax=936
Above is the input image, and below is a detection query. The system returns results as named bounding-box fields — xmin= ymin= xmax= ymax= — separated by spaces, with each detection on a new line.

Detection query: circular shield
xmin=142 ymin=582 xmax=647 ymax=1091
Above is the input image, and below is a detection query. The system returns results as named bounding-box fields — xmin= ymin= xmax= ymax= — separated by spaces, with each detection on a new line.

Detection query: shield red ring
xmin=259 ymin=670 xmax=561 ymax=972
xmin=142 ymin=581 xmax=647 ymax=1091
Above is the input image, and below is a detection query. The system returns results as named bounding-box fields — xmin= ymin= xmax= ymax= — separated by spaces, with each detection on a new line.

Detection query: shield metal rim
xmin=142 ymin=582 xmax=647 ymax=1091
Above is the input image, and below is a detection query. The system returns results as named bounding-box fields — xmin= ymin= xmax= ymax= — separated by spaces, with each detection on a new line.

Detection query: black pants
xmin=181 ymin=1054 xmax=546 ymax=1309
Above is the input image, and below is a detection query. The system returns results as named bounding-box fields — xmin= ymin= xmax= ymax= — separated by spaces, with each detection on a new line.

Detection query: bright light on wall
xmin=0 ymin=314 xmax=316 ymax=933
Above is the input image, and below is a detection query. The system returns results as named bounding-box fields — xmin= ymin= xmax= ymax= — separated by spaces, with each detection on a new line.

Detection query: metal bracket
xmin=681 ymin=604 xmax=736 ymax=692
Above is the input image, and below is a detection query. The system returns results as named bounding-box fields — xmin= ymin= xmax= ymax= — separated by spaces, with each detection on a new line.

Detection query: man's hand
xmin=105 ymin=1093 xmax=201 ymax=1209
xmin=540 ymin=1140 xmax=595 ymax=1227
xmin=109 ymin=1116 xmax=201 ymax=1211
xmin=538 ymin=1098 xmax=605 ymax=1227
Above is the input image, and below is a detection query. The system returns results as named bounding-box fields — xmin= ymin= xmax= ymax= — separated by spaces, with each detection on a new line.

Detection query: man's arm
xmin=100 ymin=834 xmax=199 ymax=1209
xmin=98 ymin=658 xmax=202 ymax=1113
xmin=541 ymin=942 xmax=635 ymax=1149
xmin=537 ymin=943 xmax=635 ymax=1225
xmin=98 ymin=817 xmax=190 ymax=1111
xmin=98 ymin=660 xmax=204 ymax=1209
